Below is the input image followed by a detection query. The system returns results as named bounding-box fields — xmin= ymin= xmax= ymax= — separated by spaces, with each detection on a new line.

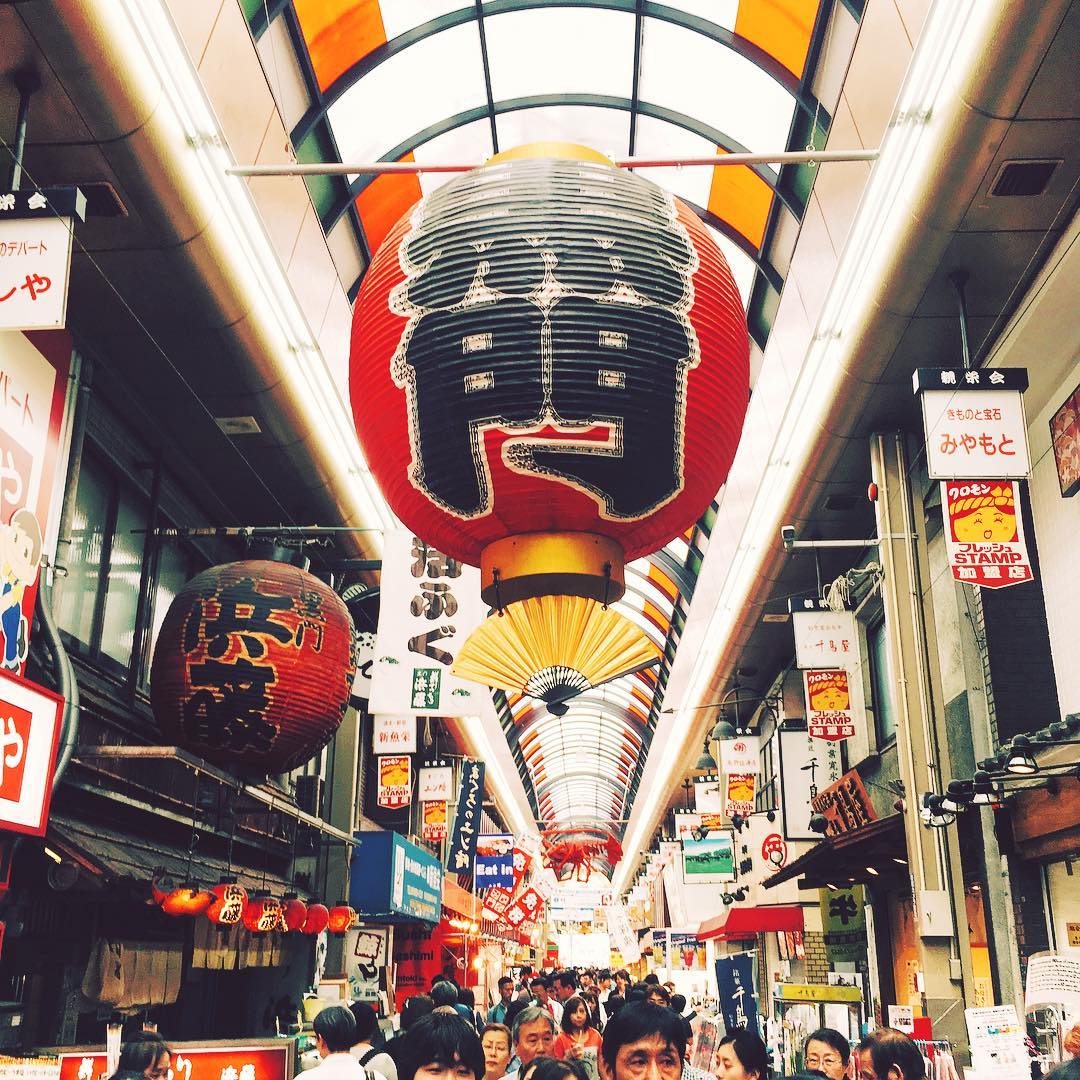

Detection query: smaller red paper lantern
xmin=328 ymin=902 xmax=355 ymax=935
xmin=161 ymin=883 xmax=214 ymax=917
xmin=281 ymin=895 xmax=308 ymax=932
xmin=206 ymin=881 xmax=248 ymax=926
xmin=150 ymin=870 xmax=175 ymax=907
xmin=301 ymin=902 xmax=330 ymax=935
xmin=242 ymin=892 xmax=282 ymax=933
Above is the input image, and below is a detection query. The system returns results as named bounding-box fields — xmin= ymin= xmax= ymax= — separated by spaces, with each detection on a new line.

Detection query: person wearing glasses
xmin=803 ymin=1030 xmax=850 ymax=1080
xmin=110 ymin=1032 xmax=171 ymax=1080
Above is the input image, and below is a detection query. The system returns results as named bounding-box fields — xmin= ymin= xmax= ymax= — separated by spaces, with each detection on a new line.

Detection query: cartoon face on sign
xmin=807 ymin=672 xmax=849 ymax=712
xmin=949 ymin=484 xmax=1017 ymax=543
xmin=388 ymin=159 xmax=699 ymax=522
xmin=0 ymin=508 xmax=42 ymax=671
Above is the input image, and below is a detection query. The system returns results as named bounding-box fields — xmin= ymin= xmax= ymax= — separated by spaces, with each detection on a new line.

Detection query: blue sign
xmin=446 ymin=759 xmax=485 ymax=873
xmin=475 ymin=833 xmax=515 ymax=888
xmin=715 ymin=952 xmax=759 ymax=1034
xmin=350 ymin=830 xmax=442 ymax=923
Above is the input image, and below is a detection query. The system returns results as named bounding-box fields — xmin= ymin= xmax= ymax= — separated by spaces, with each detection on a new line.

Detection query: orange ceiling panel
xmin=646 ymin=564 xmax=678 ymax=603
xmin=294 ymin=0 xmax=388 ymax=92
xmin=355 ymin=159 xmax=423 ymax=253
xmin=734 ymin=0 xmax=819 ymax=79
xmin=708 ymin=152 xmax=774 ymax=250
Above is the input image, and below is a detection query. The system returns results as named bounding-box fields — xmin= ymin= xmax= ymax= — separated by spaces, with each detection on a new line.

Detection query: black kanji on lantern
xmin=184 ymin=657 xmax=277 ymax=753
xmin=390 ymin=159 xmax=700 ymax=522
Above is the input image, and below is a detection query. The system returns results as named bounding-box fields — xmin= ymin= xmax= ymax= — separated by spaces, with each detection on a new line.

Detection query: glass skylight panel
xmin=631 ymin=114 xmax=716 ymax=207
xmin=638 ymin=17 xmax=796 ymax=154
xmin=413 ymin=119 xmax=495 ymax=194
xmin=707 ymin=224 xmax=757 ymax=306
xmin=327 ymin=21 xmax=487 ymax=163
xmin=496 ymin=106 xmax=631 ymax=163
xmin=380 ymin=1 xmax=469 ymax=41
xmin=664 ymin=535 xmax=691 ymax=562
xmin=666 ymin=0 xmax=739 ymax=31
xmin=484 ymin=7 xmax=635 ymax=103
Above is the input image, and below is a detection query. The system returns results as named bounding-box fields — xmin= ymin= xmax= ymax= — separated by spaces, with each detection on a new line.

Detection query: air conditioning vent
xmin=990 ymin=159 xmax=1060 ymax=197
xmin=823 ymin=493 xmax=860 ymax=512
xmin=80 ymin=181 xmax=128 ymax=218
xmin=215 ymin=415 xmax=262 ymax=435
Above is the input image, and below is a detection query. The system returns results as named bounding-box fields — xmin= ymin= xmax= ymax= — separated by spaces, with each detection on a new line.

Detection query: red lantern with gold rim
xmin=206 ymin=881 xmax=248 ymax=926
xmin=327 ymin=902 xmax=355 ymax=935
xmin=301 ymin=902 xmax=330 ymax=935
xmin=149 ymin=548 xmax=356 ymax=774
xmin=281 ymin=895 xmax=308 ymax=932
xmin=350 ymin=144 xmax=749 ymax=607
xmin=161 ymin=883 xmax=215 ymax=917
xmin=242 ymin=892 xmax=283 ymax=933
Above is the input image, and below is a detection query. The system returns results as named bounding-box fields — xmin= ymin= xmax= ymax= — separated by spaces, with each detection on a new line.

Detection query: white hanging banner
xmin=778 ymin=727 xmax=843 ymax=841
xmin=694 ymin=776 xmax=723 ymax=813
xmin=792 ymin=605 xmax=859 ymax=671
xmin=718 ymin=738 xmax=759 ymax=775
xmin=417 ymin=766 xmax=453 ymax=802
xmin=605 ymin=903 xmax=640 ymax=964
xmin=369 ymin=530 xmax=488 ymax=716
xmin=371 ymin=714 xmax=417 ymax=754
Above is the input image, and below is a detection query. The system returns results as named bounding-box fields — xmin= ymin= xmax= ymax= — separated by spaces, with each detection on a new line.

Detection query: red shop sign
xmin=60 ymin=1041 xmax=292 ymax=1080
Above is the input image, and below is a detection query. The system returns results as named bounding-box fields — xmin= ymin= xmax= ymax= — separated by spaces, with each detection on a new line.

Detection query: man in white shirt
xmin=308 ymin=1006 xmax=369 ymax=1080
xmin=529 ymin=976 xmax=563 ymax=1026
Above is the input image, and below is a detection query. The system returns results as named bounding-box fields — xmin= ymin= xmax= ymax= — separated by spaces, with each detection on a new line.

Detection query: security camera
xmin=781 ymin=525 xmax=796 ymax=549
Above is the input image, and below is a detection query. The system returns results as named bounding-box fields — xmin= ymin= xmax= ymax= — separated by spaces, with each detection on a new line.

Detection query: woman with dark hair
xmin=717 ymin=1030 xmax=769 ymax=1080
xmin=580 ymin=991 xmax=603 ymax=1034
xmin=396 ymin=1012 xmax=486 ymax=1080
xmin=520 ymin=1059 xmax=589 ymax=1080
xmin=110 ymin=1032 xmax=171 ymax=1080
xmin=803 ymin=1029 xmax=850 ymax=1080
xmin=554 ymin=996 xmax=602 ymax=1061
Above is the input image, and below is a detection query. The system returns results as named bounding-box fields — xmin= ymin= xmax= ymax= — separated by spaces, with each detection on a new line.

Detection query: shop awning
xmin=697 ymin=905 xmax=804 ymax=940
xmin=762 ymin=814 xmax=905 ymax=890
xmin=443 ymin=876 xmax=482 ymax=920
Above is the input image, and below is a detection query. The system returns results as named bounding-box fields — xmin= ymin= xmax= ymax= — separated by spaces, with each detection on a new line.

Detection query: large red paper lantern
xmin=242 ymin=892 xmax=283 ymax=933
xmin=281 ymin=895 xmax=308 ymax=932
xmin=351 ymin=144 xmax=749 ymax=605
xmin=301 ymin=903 xmax=330 ymax=935
xmin=206 ymin=881 xmax=248 ymax=926
xmin=328 ymin=902 xmax=355 ymax=935
xmin=149 ymin=551 xmax=356 ymax=773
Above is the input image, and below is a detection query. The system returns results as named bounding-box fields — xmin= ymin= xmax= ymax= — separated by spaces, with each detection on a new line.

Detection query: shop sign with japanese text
xmin=417 ymin=765 xmax=453 ymax=802
xmin=810 ymin=769 xmax=877 ymax=837
xmin=369 ymin=531 xmax=486 ymax=715
xmin=503 ymin=886 xmax=545 ymax=931
xmin=694 ymin=776 xmax=722 ymax=813
xmin=346 ymin=924 xmax=389 ymax=1003
xmin=724 ymin=772 xmax=756 ymax=818
xmin=376 ymin=755 xmax=412 ymax=810
xmin=1 ymin=330 xmax=71 ymax=675
xmin=673 ymin=811 xmax=725 ymax=841
xmin=914 ymin=367 xmax=1030 ymax=480
xmin=718 ymin=738 xmax=759 ymax=775
xmin=483 ymin=847 xmax=530 ymax=917
xmin=0 ymin=189 xmax=84 ymax=332
xmin=475 ymin=833 xmax=514 ymax=889
xmin=804 ymin=668 xmax=863 ymax=742
xmin=604 ymin=902 xmax=640 ymax=963
xmin=59 ymin=1042 xmax=291 ymax=1080
xmin=792 ymin=603 xmax=858 ymax=670
xmin=372 ymin=714 xmax=417 ymax=755
xmin=421 ymin=799 xmax=448 ymax=841
xmin=715 ymin=953 xmax=758 ymax=1034
xmin=820 ymin=884 xmax=867 ymax=963
xmin=778 ymin=728 xmax=842 ymax=841
xmin=446 ymin=759 xmax=485 ymax=872
xmin=942 ymin=481 xmax=1033 ymax=589
xmin=0 ymin=668 xmax=64 ymax=835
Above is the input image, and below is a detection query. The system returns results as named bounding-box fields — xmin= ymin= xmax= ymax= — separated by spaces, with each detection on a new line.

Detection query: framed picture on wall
xmin=1049 ymin=382 xmax=1080 ymax=497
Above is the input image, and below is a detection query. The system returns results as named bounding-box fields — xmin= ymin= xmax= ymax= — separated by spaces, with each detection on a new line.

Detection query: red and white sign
xmin=421 ymin=798 xmax=448 ymax=841
xmin=942 ymin=481 xmax=1033 ymax=590
xmin=718 ymin=738 xmax=759 ymax=775
xmin=922 ymin=386 xmax=1030 ymax=479
xmin=484 ymin=848 xmax=533 ymax=918
xmin=0 ymin=215 xmax=76 ymax=332
xmin=792 ymin=608 xmax=858 ymax=671
xmin=377 ymin=754 xmax=412 ymax=809
xmin=0 ymin=667 xmax=63 ymax=835
xmin=372 ymin=714 xmax=416 ymax=754
xmin=1 ymin=331 xmax=70 ymax=675
xmin=761 ymin=832 xmax=789 ymax=871
xmin=803 ymin=668 xmax=863 ymax=742
xmin=503 ymin=886 xmax=545 ymax=930
xmin=724 ymin=772 xmax=756 ymax=818
xmin=59 ymin=1041 xmax=292 ymax=1080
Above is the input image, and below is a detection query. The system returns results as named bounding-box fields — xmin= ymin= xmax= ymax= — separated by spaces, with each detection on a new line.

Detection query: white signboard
xmin=694 ymin=777 xmax=723 ymax=813
xmin=346 ymin=924 xmax=389 ymax=1003
xmin=1024 ymin=951 xmax=1080 ymax=1012
xmin=922 ymin=388 xmax=1030 ymax=479
xmin=605 ymin=903 xmax=641 ymax=964
xmin=965 ymin=1004 xmax=1030 ymax=1080
xmin=372 ymin=714 xmax=417 ymax=754
xmin=718 ymin=738 xmax=760 ymax=775
xmin=349 ymin=627 xmax=375 ymax=705
xmin=888 ymin=1005 xmax=915 ymax=1033
xmin=369 ymin=530 xmax=487 ymax=716
xmin=0 ymin=213 xmax=75 ymax=331
xmin=778 ymin=727 xmax=843 ymax=841
xmin=792 ymin=607 xmax=858 ymax=670
xmin=417 ymin=765 xmax=453 ymax=802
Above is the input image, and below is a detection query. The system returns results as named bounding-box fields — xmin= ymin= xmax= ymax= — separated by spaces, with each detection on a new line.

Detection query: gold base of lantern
xmin=480 ymin=532 xmax=625 ymax=608
xmin=452 ymin=595 xmax=660 ymax=699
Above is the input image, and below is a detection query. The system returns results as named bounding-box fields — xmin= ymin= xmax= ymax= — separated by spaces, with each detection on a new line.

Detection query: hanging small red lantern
xmin=161 ymin=883 xmax=215 ymax=916
xmin=149 ymin=548 xmax=357 ymax=774
xmin=241 ymin=892 xmax=282 ymax=933
xmin=351 ymin=144 xmax=749 ymax=607
xmin=205 ymin=880 xmax=248 ymax=926
xmin=281 ymin=895 xmax=308 ymax=932
xmin=301 ymin=902 xmax=330 ymax=935
xmin=150 ymin=869 xmax=175 ymax=907
xmin=327 ymin=902 xmax=355 ymax=935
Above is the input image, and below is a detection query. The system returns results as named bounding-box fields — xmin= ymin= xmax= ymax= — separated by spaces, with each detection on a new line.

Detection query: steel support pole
xmin=871 ymin=432 xmax=974 ymax=1053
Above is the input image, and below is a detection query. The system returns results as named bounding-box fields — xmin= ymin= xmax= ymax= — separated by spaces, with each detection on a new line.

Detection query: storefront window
xmin=868 ymin=619 xmax=897 ymax=746
xmin=56 ymin=460 xmax=108 ymax=648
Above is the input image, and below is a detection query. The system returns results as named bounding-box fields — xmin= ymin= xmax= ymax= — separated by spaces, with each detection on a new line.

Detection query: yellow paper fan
xmin=452 ymin=595 xmax=660 ymax=710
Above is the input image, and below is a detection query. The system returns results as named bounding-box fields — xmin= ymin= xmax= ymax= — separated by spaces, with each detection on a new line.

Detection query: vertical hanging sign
xmin=791 ymin=602 xmax=858 ymax=671
xmin=446 ymin=759 xmax=484 ymax=873
xmin=418 ymin=765 xmax=453 ymax=842
xmin=369 ymin=531 xmax=487 ymax=716
xmin=376 ymin=755 xmax=412 ymax=810
xmin=942 ymin=480 xmax=1033 ymax=589
xmin=803 ymin=669 xmax=864 ymax=741
xmin=371 ymin=714 xmax=417 ymax=754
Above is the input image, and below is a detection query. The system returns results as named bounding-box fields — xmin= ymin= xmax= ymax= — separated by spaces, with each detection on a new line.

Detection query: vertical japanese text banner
xmin=715 ymin=953 xmax=759 ymax=1035
xmin=370 ymin=531 xmax=487 ymax=716
xmin=446 ymin=759 xmax=485 ymax=873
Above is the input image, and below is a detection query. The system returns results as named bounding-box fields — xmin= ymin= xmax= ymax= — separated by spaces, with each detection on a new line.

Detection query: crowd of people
xmin=109 ymin=967 xmax=1080 ymax=1080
